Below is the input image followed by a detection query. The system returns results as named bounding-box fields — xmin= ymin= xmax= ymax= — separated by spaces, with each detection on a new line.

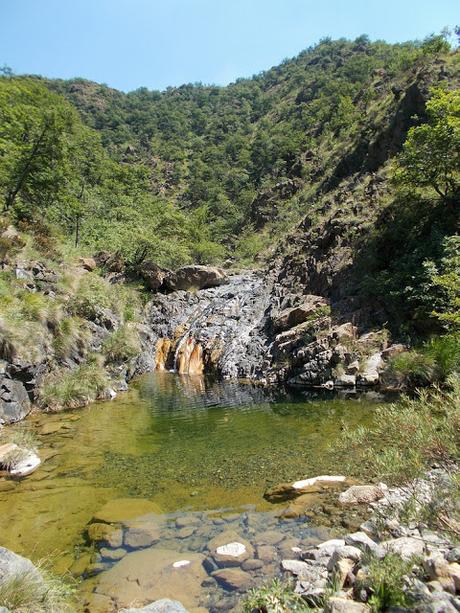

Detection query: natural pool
xmin=0 ymin=372 xmax=381 ymax=612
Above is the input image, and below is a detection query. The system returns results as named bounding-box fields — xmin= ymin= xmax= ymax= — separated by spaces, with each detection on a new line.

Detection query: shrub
xmin=332 ymin=375 xmax=460 ymax=485
xmin=358 ymin=553 xmax=419 ymax=612
xmin=425 ymin=334 xmax=460 ymax=381
xmin=386 ymin=350 xmax=436 ymax=389
xmin=243 ymin=578 xmax=311 ymax=613
xmin=0 ymin=559 xmax=76 ymax=613
xmin=39 ymin=359 xmax=109 ymax=410
xmin=103 ymin=324 xmax=141 ymax=363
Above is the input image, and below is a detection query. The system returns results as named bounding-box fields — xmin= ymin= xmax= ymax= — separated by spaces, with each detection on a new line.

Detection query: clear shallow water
xmin=0 ymin=373 xmax=381 ymax=611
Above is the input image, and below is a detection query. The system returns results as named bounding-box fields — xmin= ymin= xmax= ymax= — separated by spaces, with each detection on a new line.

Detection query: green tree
xmin=395 ymin=88 xmax=460 ymax=200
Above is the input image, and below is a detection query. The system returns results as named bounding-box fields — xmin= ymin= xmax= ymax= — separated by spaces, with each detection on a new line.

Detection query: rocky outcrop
xmin=0 ymin=375 xmax=31 ymax=424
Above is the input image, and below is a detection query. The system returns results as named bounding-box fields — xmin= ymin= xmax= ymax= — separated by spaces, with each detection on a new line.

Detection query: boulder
xmin=211 ymin=567 xmax=254 ymax=591
xmin=382 ymin=536 xmax=425 ymax=560
xmin=94 ymin=548 xmax=206 ymax=610
xmin=0 ymin=376 xmax=31 ymax=424
xmin=121 ymin=599 xmax=189 ymax=613
xmin=165 ymin=266 xmax=228 ymax=292
xmin=325 ymin=597 xmax=370 ymax=613
xmin=87 ymin=523 xmax=123 ymax=548
xmin=124 ymin=519 xmax=161 ymax=549
xmin=273 ymin=295 xmax=328 ymax=332
xmin=344 ymin=532 xmax=385 ymax=558
xmin=78 ymin=257 xmax=97 ymax=271
xmin=339 ymin=485 xmax=385 ymax=505
xmin=207 ymin=530 xmax=253 ymax=567
xmin=138 ymin=261 xmax=170 ymax=291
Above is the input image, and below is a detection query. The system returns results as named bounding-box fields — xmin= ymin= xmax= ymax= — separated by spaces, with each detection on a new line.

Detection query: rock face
xmin=165 ymin=265 xmax=228 ymax=292
xmin=0 ymin=376 xmax=31 ymax=424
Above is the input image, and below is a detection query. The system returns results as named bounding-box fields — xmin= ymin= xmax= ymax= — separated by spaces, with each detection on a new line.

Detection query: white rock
xmin=215 ymin=542 xmax=246 ymax=558
xmin=172 ymin=560 xmax=190 ymax=568
xmin=8 ymin=450 xmax=41 ymax=477
xmin=382 ymin=536 xmax=425 ymax=560
xmin=293 ymin=475 xmax=346 ymax=490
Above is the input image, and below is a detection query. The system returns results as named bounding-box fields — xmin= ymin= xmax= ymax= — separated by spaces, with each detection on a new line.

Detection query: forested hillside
xmin=1 ymin=33 xmax=459 ymax=336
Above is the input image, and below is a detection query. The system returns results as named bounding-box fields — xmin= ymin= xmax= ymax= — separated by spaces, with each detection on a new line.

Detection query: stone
xmin=208 ymin=531 xmax=253 ymax=567
xmin=324 ymin=597 xmax=370 ymax=613
xmin=177 ymin=527 xmax=195 ymax=539
xmin=166 ymin=266 xmax=228 ymax=292
xmin=334 ymin=558 xmax=356 ymax=588
xmin=138 ymin=261 xmax=170 ymax=292
xmin=381 ymin=344 xmax=406 ymax=360
xmin=94 ymin=548 xmax=206 ymax=610
xmin=8 ymin=449 xmax=41 ymax=477
xmin=446 ymin=548 xmax=460 ymax=563
xmin=78 ymin=257 xmax=97 ymax=271
xmin=265 ymin=475 xmax=346 ymax=502
xmin=175 ymin=516 xmax=201 ymax=529
xmin=40 ymin=422 xmax=63 ymax=435
xmin=211 ymin=568 xmax=254 ymax=591
xmin=382 ymin=537 xmax=425 ymax=560
xmin=335 ymin=373 xmax=356 ymax=387
xmin=92 ymin=498 xmax=162 ymax=524
xmin=339 ymin=485 xmax=385 ymax=505
xmin=121 ymin=600 xmax=189 ymax=613
xmin=257 ymin=545 xmax=277 ymax=564
xmin=0 ymin=376 xmax=31 ymax=424
xmin=241 ymin=558 xmax=264 ymax=571
xmin=124 ymin=520 xmax=161 ymax=549
xmin=326 ymin=546 xmax=362 ymax=571
xmin=254 ymin=530 xmax=284 ymax=546
xmin=87 ymin=523 xmax=123 ymax=548
xmin=100 ymin=547 xmax=126 ymax=561
xmin=345 ymin=532 xmax=385 ymax=557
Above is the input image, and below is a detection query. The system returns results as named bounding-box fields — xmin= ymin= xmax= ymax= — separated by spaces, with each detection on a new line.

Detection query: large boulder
xmin=165 ymin=266 xmax=228 ymax=292
xmin=0 ymin=376 xmax=31 ymax=424
xmin=138 ymin=261 xmax=170 ymax=291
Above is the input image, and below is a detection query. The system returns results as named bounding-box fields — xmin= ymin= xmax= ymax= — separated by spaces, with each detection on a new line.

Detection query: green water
xmin=0 ymin=372 xmax=380 ymax=611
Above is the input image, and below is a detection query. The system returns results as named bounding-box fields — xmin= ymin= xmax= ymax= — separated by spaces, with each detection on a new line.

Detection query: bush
xmin=103 ymin=324 xmax=141 ymax=363
xmin=243 ymin=577 xmax=311 ymax=612
xmin=333 ymin=375 xmax=460 ymax=485
xmin=359 ymin=553 xmax=419 ymax=612
xmin=39 ymin=359 xmax=109 ymax=410
xmin=425 ymin=334 xmax=460 ymax=381
xmin=0 ymin=558 xmax=76 ymax=613
xmin=387 ymin=350 xmax=436 ymax=389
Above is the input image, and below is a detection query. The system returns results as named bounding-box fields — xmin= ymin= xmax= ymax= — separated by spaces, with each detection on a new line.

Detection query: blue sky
xmin=1 ymin=0 xmax=458 ymax=92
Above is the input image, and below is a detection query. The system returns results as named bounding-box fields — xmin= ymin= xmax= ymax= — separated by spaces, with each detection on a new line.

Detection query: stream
xmin=0 ymin=372 xmax=382 ymax=612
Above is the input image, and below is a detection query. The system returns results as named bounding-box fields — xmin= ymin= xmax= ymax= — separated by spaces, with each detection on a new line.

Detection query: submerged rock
xmin=94 ymin=548 xmax=206 ymax=610
xmin=207 ymin=530 xmax=253 ymax=567
xmin=92 ymin=498 xmax=162 ymax=524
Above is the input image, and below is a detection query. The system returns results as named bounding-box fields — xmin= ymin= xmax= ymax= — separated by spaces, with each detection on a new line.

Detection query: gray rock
xmin=211 ymin=567 xmax=254 ymax=591
xmin=339 ymin=485 xmax=385 ymax=505
xmin=0 ymin=376 xmax=31 ymax=424
xmin=121 ymin=600 xmax=189 ymax=613
xmin=345 ymin=532 xmax=385 ymax=558
xmin=324 ymin=597 xmax=370 ymax=612
xmin=446 ymin=548 xmax=460 ymax=563
xmin=382 ymin=536 xmax=425 ymax=560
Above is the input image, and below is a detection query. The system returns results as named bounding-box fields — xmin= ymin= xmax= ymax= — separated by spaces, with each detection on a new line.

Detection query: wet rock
xmin=325 ymin=597 xmax=370 ymax=612
xmin=241 ymin=558 xmax=264 ymax=571
xmin=0 ymin=376 xmax=31 ymax=424
xmin=257 ymin=545 xmax=277 ymax=564
xmin=121 ymin=600 xmax=189 ymax=613
xmin=100 ymin=547 xmax=126 ymax=561
xmin=265 ymin=475 xmax=346 ymax=502
xmin=177 ymin=527 xmax=195 ymax=539
xmin=207 ymin=530 xmax=253 ymax=567
xmin=339 ymin=485 xmax=385 ymax=505
xmin=94 ymin=548 xmax=206 ymax=610
xmin=211 ymin=567 xmax=254 ymax=591
xmin=166 ymin=266 xmax=228 ymax=292
xmin=82 ymin=592 xmax=114 ymax=613
xmin=382 ymin=537 xmax=425 ymax=560
xmin=175 ymin=516 xmax=201 ymax=529
xmin=87 ymin=523 xmax=123 ymax=548
xmin=8 ymin=449 xmax=41 ymax=478
xmin=40 ymin=422 xmax=63 ymax=435
xmin=92 ymin=498 xmax=162 ymax=524
xmin=254 ymin=530 xmax=284 ymax=546
xmin=124 ymin=520 xmax=161 ymax=549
